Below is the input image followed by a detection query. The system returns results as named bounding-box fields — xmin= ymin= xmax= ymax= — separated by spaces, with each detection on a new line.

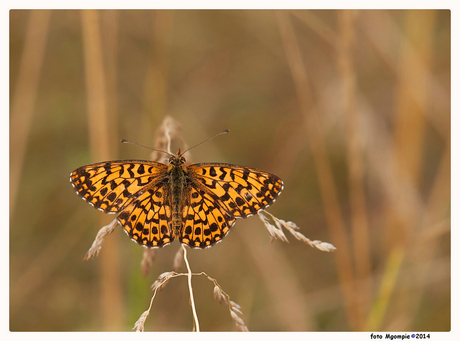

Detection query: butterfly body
xmin=70 ymin=150 xmax=283 ymax=249
xmin=167 ymin=152 xmax=188 ymax=238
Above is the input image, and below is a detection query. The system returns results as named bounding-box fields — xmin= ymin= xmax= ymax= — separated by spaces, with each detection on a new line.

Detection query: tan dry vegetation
xmin=10 ymin=10 xmax=450 ymax=331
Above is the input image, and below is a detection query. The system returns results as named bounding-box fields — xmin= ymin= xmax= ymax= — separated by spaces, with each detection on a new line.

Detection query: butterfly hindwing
xmin=180 ymin=186 xmax=236 ymax=248
xmin=117 ymin=184 xmax=174 ymax=248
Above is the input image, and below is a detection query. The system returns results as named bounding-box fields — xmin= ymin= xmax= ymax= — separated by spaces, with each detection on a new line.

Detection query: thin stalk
xmin=276 ymin=11 xmax=360 ymax=329
xmin=182 ymin=245 xmax=200 ymax=331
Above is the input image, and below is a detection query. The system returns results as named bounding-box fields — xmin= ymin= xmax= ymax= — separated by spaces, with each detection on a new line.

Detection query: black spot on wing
xmin=138 ymin=164 xmax=145 ymax=174
xmin=209 ymin=167 xmax=217 ymax=177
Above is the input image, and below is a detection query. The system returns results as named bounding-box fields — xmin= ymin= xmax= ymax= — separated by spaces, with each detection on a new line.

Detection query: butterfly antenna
xmin=181 ymin=129 xmax=230 ymax=156
xmin=120 ymin=139 xmax=174 ymax=157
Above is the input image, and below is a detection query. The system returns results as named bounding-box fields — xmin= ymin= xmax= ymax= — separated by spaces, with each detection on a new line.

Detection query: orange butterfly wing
xmin=71 ymin=159 xmax=284 ymax=249
xmin=179 ymin=163 xmax=284 ymax=248
xmin=70 ymin=160 xmax=174 ymax=247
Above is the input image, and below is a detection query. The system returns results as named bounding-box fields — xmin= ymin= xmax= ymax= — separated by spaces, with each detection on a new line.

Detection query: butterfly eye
xmin=180 ymin=156 xmax=186 ymax=163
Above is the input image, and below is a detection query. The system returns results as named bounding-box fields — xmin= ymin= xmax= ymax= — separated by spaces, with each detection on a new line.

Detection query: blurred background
xmin=10 ymin=10 xmax=450 ymax=331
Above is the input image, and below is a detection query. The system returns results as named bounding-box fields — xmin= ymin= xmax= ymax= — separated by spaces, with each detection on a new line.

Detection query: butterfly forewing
xmin=188 ymin=163 xmax=284 ymax=218
xmin=70 ymin=160 xmax=168 ymax=213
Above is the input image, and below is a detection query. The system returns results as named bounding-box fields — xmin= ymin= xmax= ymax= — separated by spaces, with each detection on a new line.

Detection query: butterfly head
xmin=167 ymin=149 xmax=187 ymax=172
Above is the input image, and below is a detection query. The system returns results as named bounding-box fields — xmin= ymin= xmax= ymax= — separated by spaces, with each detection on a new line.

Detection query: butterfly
xmin=70 ymin=133 xmax=284 ymax=249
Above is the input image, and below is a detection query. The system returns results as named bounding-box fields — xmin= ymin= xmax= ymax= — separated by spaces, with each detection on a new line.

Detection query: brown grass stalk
xmin=81 ymin=9 xmax=123 ymax=330
xmin=381 ymin=11 xmax=436 ymax=330
xmin=10 ymin=10 xmax=51 ymax=213
xmin=276 ymin=11 xmax=361 ymax=330
xmin=337 ymin=11 xmax=373 ymax=324
xmin=142 ymin=11 xmax=174 ymax=137
xmin=101 ymin=10 xmax=120 ymax=157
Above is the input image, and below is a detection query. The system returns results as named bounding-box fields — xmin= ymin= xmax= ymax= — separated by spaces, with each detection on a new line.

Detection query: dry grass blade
xmin=138 ymin=267 xmax=249 ymax=331
xmin=151 ymin=271 xmax=175 ymax=292
xmin=133 ymin=310 xmax=150 ymax=332
xmin=205 ymin=274 xmax=249 ymax=331
xmin=229 ymin=301 xmax=243 ymax=316
xmin=259 ymin=210 xmax=336 ymax=252
xmin=136 ymin=246 xmax=202 ymax=333
xmin=151 ymin=116 xmax=189 ymax=160
xmin=213 ymin=285 xmax=227 ymax=304
xmin=173 ymin=246 xmax=184 ymax=271
xmin=134 ymin=271 xmax=178 ymax=332
xmin=259 ymin=212 xmax=289 ymax=243
xmin=83 ymin=219 xmax=119 ymax=260
xmin=230 ymin=311 xmax=248 ymax=331
xmin=228 ymin=300 xmax=249 ymax=331
xmin=141 ymin=249 xmax=156 ymax=276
